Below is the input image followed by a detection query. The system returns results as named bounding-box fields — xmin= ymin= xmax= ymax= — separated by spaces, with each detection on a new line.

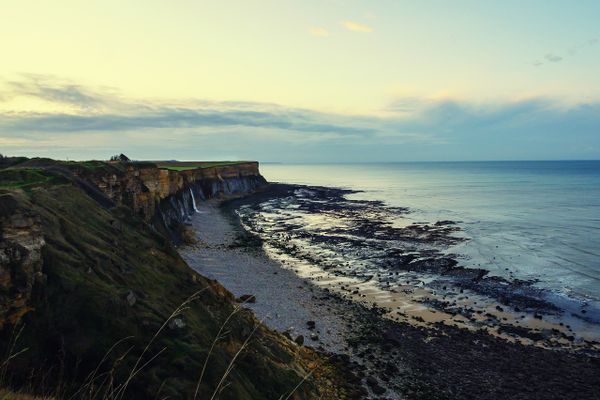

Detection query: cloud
xmin=342 ymin=21 xmax=373 ymax=33
xmin=534 ymin=38 xmax=597 ymax=66
xmin=3 ymin=74 xmax=117 ymax=109
xmin=545 ymin=53 xmax=563 ymax=63
xmin=0 ymin=108 xmax=377 ymax=137
xmin=385 ymin=97 xmax=430 ymax=113
xmin=0 ymin=76 xmax=378 ymax=139
xmin=308 ymin=27 xmax=329 ymax=37
xmin=1 ymin=76 xmax=600 ymax=162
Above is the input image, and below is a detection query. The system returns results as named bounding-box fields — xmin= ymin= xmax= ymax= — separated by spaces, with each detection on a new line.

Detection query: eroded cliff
xmin=0 ymin=159 xmax=356 ymax=399
xmin=0 ymin=193 xmax=45 ymax=330
xmin=72 ymin=161 xmax=267 ymax=241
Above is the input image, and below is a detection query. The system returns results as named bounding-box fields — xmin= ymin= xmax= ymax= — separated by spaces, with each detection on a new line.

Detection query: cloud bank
xmin=1 ymin=76 xmax=599 ymax=162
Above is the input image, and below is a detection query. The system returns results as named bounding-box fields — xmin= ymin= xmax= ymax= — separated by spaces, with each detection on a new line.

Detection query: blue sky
xmin=1 ymin=1 xmax=599 ymax=161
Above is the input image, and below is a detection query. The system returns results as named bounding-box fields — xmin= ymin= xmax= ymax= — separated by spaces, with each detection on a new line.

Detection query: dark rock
xmin=236 ymin=294 xmax=256 ymax=303
xmin=366 ymin=376 xmax=378 ymax=387
xmin=372 ymin=384 xmax=386 ymax=395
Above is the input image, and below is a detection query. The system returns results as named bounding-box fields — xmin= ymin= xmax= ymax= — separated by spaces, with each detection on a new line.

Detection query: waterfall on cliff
xmin=190 ymin=188 xmax=199 ymax=213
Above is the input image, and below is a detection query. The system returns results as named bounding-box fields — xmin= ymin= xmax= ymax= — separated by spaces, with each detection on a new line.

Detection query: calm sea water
xmin=260 ymin=161 xmax=600 ymax=315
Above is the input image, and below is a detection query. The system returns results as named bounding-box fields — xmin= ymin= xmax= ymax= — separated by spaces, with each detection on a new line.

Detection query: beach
xmin=180 ymin=184 xmax=600 ymax=400
xmin=180 ymin=199 xmax=354 ymax=354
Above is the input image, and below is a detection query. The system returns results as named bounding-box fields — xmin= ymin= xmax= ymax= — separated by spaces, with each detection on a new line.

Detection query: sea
xmin=257 ymin=161 xmax=600 ymax=323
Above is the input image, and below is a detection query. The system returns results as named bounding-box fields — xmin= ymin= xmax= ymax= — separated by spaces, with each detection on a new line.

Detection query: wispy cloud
xmin=3 ymin=74 xmax=116 ymax=109
xmin=342 ymin=21 xmax=373 ymax=33
xmin=0 ymin=75 xmax=377 ymax=138
xmin=545 ymin=53 xmax=563 ymax=63
xmin=308 ymin=26 xmax=330 ymax=37
xmin=1 ymin=76 xmax=600 ymax=161
xmin=0 ymin=109 xmax=377 ymax=137
xmin=533 ymin=37 xmax=597 ymax=67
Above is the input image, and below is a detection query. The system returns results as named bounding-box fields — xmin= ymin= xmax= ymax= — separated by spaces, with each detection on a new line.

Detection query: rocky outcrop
xmin=0 ymin=193 xmax=45 ymax=329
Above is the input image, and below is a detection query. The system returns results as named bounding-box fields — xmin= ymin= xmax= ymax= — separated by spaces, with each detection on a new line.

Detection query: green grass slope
xmin=0 ymin=172 xmax=321 ymax=399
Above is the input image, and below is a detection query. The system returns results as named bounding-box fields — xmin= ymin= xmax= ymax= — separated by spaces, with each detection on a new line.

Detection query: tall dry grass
xmin=1 ymin=289 xmax=321 ymax=400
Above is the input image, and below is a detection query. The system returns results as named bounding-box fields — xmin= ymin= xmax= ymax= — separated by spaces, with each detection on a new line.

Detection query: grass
xmin=1 ymin=294 xmax=323 ymax=400
xmin=156 ymin=161 xmax=253 ymax=171
xmin=56 ymin=160 xmax=131 ymax=175
xmin=157 ymin=166 xmax=201 ymax=171
xmin=0 ymin=156 xmax=249 ymax=174
xmin=0 ymin=169 xmax=67 ymax=190
xmin=0 ymin=389 xmax=53 ymax=399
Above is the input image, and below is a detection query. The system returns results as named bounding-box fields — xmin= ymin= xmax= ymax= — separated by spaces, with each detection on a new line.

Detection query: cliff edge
xmin=0 ymin=158 xmax=358 ymax=399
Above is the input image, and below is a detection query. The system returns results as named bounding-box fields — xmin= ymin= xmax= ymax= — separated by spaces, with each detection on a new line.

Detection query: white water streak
xmin=190 ymin=188 xmax=199 ymax=213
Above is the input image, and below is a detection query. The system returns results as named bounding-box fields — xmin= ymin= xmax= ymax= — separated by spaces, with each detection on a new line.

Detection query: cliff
xmin=0 ymin=158 xmax=267 ymax=243
xmin=70 ymin=161 xmax=267 ymax=242
xmin=0 ymin=194 xmax=45 ymax=331
xmin=0 ymin=159 xmax=355 ymax=399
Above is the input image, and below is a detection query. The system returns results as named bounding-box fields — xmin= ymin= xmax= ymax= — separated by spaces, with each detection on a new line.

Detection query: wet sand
xmin=180 ymin=188 xmax=600 ymax=400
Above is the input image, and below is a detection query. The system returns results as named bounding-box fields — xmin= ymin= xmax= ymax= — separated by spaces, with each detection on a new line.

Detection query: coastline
xmin=180 ymin=183 xmax=600 ymax=400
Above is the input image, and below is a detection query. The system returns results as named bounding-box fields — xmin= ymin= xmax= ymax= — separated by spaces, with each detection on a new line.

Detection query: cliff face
xmin=0 ymin=161 xmax=334 ymax=399
xmin=85 ymin=162 xmax=264 ymax=218
xmin=0 ymin=194 xmax=45 ymax=330
xmin=0 ymin=161 xmax=267 ymax=335
xmin=75 ymin=162 xmax=267 ymax=242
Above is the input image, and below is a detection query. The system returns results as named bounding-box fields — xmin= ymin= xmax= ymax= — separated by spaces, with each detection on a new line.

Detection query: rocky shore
xmin=181 ymin=183 xmax=600 ymax=400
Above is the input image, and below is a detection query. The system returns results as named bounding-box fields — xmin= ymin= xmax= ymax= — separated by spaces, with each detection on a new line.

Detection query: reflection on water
xmin=246 ymin=161 xmax=600 ymax=347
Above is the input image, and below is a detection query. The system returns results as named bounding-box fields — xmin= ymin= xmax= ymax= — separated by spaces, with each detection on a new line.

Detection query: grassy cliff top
xmin=0 ymin=156 xmax=256 ymax=173
xmin=0 ymin=157 xmax=259 ymax=190
xmin=0 ymin=168 xmax=68 ymax=189
xmin=155 ymin=161 xmax=256 ymax=171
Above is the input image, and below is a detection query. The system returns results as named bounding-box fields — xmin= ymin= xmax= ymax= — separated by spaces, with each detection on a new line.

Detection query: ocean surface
xmin=258 ymin=161 xmax=600 ymax=320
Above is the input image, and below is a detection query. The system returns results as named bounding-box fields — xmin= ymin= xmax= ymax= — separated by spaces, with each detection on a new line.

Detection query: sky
xmin=0 ymin=0 xmax=599 ymax=162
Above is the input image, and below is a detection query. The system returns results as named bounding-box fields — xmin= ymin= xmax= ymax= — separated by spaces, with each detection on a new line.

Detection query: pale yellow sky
xmin=1 ymin=1 xmax=599 ymax=162
xmin=2 ymin=0 xmax=598 ymax=115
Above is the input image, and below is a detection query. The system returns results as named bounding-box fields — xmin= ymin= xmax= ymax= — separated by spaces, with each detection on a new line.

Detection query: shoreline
xmin=234 ymin=183 xmax=600 ymax=350
xmin=180 ymin=184 xmax=600 ymax=399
